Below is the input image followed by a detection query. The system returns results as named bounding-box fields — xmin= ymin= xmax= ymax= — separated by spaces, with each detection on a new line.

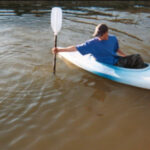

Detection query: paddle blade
xmin=51 ymin=7 xmax=62 ymax=35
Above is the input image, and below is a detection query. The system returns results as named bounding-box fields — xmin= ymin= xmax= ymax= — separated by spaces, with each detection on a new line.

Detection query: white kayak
xmin=59 ymin=51 xmax=150 ymax=89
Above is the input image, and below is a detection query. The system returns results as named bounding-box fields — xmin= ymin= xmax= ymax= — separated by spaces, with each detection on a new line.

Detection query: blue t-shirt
xmin=76 ymin=35 xmax=119 ymax=65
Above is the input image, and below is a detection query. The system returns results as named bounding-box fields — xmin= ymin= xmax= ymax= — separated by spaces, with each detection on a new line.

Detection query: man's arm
xmin=52 ymin=46 xmax=77 ymax=54
xmin=117 ymin=49 xmax=126 ymax=57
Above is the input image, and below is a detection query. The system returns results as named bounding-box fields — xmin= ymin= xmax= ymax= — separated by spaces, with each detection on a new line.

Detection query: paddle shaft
xmin=53 ymin=35 xmax=57 ymax=75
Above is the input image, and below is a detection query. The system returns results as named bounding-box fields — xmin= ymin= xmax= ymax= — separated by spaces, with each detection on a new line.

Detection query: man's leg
xmin=116 ymin=54 xmax=145 ymax=68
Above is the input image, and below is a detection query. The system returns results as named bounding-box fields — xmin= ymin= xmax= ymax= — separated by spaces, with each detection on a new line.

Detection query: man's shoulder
xmin=85 ymin=37 xmax=98 ymax=44
xmin=109 ymin=34 xmax=117 ymax=38
xmin=108 ymin=35 xmax=118 ymax=43
xmin=109 ymin=35 xmax=117 ymax=40
xmin=87 ymin=37 xmax=98 ymax=42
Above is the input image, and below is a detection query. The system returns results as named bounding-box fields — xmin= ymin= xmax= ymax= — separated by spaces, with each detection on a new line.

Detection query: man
xmin=52 ymin=24 xmax=145 ymax=68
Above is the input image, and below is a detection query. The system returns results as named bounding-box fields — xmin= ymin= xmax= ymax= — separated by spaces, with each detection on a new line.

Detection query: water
xmin=0 ymin=1 xmax=150 ymax=150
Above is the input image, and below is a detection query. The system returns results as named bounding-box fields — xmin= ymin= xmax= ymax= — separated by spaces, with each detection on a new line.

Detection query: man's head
xmin=93 ymin=24 xmax=108 ymax=40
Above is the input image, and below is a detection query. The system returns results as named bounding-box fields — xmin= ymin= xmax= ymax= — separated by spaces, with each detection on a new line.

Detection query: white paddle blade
xmin=51 ymin=7 xmax=62 ymax=35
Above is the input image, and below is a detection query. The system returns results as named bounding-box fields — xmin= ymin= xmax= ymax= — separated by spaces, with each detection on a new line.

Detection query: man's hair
xmin=93 ymin=24 xmax=108 ymax=37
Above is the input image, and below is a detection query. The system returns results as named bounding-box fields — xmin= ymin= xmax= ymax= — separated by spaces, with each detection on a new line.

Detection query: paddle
xmin=51 ymin=7 xmax=62 ymax=75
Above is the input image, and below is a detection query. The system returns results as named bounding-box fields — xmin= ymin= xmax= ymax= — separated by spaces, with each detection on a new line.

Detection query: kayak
xmin=58 ymin=51 xmax=150 ymax=89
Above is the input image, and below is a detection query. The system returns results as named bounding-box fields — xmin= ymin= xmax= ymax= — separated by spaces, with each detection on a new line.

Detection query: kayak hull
xmin=59 ymin=51 xmax=150 ymax=89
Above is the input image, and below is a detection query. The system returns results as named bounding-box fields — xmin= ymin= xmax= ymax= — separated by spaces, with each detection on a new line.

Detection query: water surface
xmin=0 ymin=1 xmax=150 ymax=150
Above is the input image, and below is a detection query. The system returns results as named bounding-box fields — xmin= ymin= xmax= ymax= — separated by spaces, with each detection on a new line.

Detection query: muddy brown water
xmin=0 ymin=1 xmax=150 ymax=150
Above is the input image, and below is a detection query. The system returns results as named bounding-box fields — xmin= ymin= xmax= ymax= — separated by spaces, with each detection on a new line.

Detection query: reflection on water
xmin=0 ymin=1 xmax=150 ymax=150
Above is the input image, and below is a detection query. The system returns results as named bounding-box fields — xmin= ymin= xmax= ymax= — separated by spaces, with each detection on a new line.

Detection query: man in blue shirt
xmin=52 ymin=24 xmax=145 ymax=68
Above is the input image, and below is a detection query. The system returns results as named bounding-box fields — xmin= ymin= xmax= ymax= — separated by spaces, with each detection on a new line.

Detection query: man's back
xmin=76 ymin=35 xmax=119 ymax=65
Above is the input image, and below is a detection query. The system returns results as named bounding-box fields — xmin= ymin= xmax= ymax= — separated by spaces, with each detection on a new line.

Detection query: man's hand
xmin=52 ymin=47 xmax=59 ymax=54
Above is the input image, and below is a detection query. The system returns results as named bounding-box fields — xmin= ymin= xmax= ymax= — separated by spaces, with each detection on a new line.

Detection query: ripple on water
xmin=0 ymin=3 xmax=150 ymax=150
